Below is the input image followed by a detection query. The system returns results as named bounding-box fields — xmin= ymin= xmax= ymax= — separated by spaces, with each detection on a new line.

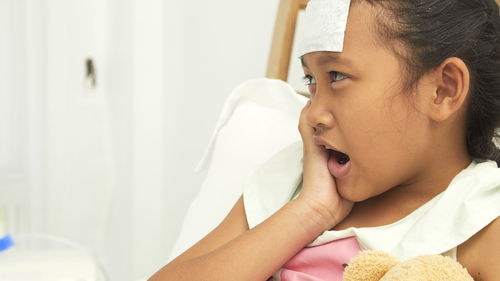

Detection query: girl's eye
xmin=303 ymin=75 xmax=316 ymax=86
xmin=330 ymin=71 xmax=348 ymax=82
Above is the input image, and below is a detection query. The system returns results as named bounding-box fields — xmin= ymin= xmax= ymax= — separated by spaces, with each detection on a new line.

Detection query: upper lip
xmin=312 ymin=136 xmax=345 ymax=154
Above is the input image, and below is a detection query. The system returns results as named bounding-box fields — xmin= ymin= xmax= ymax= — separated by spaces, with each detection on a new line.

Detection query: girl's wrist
xmin=286 ymin=197 xmax=339 ymax=236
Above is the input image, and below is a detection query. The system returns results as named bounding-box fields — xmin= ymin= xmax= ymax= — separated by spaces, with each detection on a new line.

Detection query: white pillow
xmin=168 ymin=78 xmax=307 ymax=260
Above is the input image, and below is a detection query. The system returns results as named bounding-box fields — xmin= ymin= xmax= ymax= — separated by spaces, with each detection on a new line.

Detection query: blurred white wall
xmin=0 ymin=0 xmax=280 ymax=280
xmin=160 ymin=0 xmax=280 ymax=266
xmin=153 ymin=0 xmax=280 ymax=279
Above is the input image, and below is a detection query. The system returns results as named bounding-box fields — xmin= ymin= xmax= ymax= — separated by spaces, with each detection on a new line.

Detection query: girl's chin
xmin=336 ymin=180 xmax=369 ymax=203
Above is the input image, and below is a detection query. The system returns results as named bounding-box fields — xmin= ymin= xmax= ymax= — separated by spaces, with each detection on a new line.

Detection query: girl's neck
xmin=333 ymin=146 xmax=471 ymax=231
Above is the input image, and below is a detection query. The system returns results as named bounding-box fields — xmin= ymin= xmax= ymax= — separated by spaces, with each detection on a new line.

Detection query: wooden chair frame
xmin=266 ymin=0 xmax=309 ymax=82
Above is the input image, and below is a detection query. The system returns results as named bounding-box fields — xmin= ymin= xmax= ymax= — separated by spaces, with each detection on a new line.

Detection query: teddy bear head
xmin=343 ymin=250 xmax=473 ymax=281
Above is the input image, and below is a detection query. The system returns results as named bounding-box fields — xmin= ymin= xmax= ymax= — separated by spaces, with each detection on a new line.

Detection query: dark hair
xmin=357 ymin=0 xmax=500 ymax=166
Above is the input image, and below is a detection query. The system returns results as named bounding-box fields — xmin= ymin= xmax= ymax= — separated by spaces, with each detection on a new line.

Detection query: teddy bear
xmin=343 ymin=250 xmax=473 ymax=281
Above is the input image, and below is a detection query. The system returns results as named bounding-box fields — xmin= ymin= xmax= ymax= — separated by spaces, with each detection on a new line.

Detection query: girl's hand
xmin=297 ymin=101 xmax=354 ymax=231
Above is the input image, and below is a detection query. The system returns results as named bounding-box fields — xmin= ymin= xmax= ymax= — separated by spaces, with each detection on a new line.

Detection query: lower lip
xmin=327 ymin=155 xmax=351 ymax=178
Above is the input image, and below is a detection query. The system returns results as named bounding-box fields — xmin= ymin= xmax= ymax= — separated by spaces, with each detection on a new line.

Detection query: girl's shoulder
xmin=458 ymin=216 xmax=500 ymax=281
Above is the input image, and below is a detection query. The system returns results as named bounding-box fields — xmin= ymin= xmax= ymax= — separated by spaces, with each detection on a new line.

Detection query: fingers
xmin=298 ymin=100 xmax=315 ymax=146
xmin=299 ymin=100 xmax=327 ymax=160
xmin=298 ymin=100 xmax=311 ymax=135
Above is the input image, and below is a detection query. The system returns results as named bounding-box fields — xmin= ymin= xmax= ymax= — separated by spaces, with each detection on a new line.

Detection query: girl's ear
xmin=427 ymin=57 xmax=470 ymax=122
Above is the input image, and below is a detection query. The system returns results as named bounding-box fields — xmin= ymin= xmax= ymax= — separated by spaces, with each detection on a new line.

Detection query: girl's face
xmin=301 ymin=2 xmax=433 ymax=202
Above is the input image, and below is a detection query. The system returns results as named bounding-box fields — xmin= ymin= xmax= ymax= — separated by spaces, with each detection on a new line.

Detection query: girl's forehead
xmin=299 ymin=2 xmax=385 ymax=66
xmin=301 ymin=4 xmax=384 ymax=69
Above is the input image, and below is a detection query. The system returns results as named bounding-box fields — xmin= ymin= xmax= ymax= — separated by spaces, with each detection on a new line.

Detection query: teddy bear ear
xmin=380 ymin=254 xmax=474 ymax=281
xmin=343 ymin=251 xmax=399 ymax=281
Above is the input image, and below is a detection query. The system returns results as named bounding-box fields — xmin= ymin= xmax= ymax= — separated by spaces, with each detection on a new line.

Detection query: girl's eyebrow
xmin=301 ymin=53 xmax=353 ymax=69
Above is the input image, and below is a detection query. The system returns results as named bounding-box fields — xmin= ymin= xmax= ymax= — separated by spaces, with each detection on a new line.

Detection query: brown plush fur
xmin=343 ymin=251 xmax=473 ymax=281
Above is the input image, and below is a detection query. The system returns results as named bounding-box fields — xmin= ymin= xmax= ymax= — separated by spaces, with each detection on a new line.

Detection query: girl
xmin=151 ymin=0 xmax=500 ymax=280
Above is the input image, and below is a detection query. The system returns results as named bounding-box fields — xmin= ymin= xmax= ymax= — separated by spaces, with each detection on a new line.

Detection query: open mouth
xmin=324 ymin=146 xmax=352 ymax=178
xmin=328 ymin=149 xmax=350 ymax=165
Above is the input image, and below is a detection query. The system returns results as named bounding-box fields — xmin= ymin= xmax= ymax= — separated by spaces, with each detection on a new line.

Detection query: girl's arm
xmin=149 ymin=101 xmax=353 ymax=281
xmin=149 ymin=195 xmax=338 ymax=281
xmin=458 ymin=217 xmax=500 ymax=281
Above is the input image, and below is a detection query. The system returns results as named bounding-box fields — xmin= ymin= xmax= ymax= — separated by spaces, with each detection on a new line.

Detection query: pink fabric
xmin=278 ymin=236 xmax=361 ymax=281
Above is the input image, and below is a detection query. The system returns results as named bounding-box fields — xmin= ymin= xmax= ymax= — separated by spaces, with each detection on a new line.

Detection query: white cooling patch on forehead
xmin=297 ymin=0 xmax=351 ymax=57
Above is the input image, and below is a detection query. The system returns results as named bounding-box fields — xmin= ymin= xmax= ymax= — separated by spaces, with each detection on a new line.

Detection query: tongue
xmin=327 ymin=151 xmax=351 ymax=178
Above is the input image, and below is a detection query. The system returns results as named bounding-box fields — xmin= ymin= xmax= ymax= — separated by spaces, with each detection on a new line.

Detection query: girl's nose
xmin=306 ymin=97 xmax=335 ymax=132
